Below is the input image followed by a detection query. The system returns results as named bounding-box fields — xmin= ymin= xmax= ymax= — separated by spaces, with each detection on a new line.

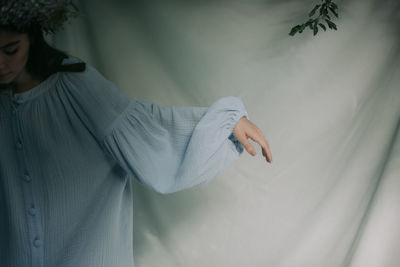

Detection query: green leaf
xmin=331 ymin=2 xmax=338 ymax=10
xmin=305 ymin=20 xmax=313 ymax=27
xmin=325 ymin=19 xmax=337 ymax=30
xmin=329 ymin=7 xmax=338 ymax=17
xmin=309 ymin=4 xmax=320 ymax=17
xmin=319 ymin=4 xmax=327 ymax=15
xmin=319 ymin=23 xmax=326 ymax=31
xmin=289 ymin=25 xmax=301 ymax=36
xmin=313 ymin=20 xmax=318 ymax=35
xmin=313 ymin=25 xmax=319 ymax=35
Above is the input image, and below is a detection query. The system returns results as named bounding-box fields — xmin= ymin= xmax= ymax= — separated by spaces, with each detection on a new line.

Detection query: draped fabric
xmin=49 ymin=0 xmax=400 ymax=266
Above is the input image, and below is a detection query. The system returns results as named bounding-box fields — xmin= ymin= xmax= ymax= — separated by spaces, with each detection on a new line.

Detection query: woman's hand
xmin=232 ymin=116 xmax=272 ymax=163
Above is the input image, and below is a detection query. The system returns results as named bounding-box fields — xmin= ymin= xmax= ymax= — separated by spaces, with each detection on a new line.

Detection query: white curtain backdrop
xmin=51 ymin=0 xmax=400 ymax=266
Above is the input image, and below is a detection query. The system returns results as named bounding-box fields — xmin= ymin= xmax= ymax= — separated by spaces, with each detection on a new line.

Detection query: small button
xmin=28 ymin=207 xmax=36 ymax=216
xmin=33 ymin=238 xmax=42 ymax=248
xmin=23 ymin=174 xmax=32 ymax=182
xmin=16 ymin=141 xmax=22 ymax=149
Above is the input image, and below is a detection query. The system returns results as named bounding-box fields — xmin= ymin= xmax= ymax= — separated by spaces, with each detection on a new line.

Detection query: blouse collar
xmin=0 ymin=57 xmax=79 ymax=104
xmin=0 ymin=72 xmax=60 ymax=104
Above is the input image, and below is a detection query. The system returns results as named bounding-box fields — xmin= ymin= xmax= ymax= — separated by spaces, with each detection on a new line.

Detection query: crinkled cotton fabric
xmin=0 ymin=57 xmax=247 ymax=267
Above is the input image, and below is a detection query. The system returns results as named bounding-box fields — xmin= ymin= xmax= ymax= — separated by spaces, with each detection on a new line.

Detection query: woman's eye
xmin=4 ymin=49 xmax=18 ymax=55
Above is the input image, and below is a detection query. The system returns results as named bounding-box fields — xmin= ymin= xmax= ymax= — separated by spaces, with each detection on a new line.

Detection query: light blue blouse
xmin=0 ymin=57 xmax=247 ymax=267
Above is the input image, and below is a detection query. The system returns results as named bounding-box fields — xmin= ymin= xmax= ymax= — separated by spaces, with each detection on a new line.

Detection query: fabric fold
xmin=101 ymin=96 xmax=248 ymax=194
xmin=59 ymin=62 xmax=131 ymax=144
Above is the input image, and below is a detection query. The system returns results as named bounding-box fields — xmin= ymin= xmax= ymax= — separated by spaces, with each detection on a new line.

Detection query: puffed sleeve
xmin=59 ymin=57 xmax=132 ymax=143
xmin=60 ymin=57 xmax=248 ymax=194
xmin=101 ymin=96 xmax=248 ymax=194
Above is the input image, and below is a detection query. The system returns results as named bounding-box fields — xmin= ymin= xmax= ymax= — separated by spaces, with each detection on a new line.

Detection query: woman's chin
xmin=0 ymin=73 xmax=14 ymax=84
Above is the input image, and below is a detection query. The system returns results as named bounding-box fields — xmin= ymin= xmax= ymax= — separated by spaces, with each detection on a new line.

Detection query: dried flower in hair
xmin=0 ymin=0 xmax=81 ymax=34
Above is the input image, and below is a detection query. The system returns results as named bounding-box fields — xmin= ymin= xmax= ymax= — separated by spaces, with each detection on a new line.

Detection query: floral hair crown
xmin=0 ymin=0 xmax=81 ymax=35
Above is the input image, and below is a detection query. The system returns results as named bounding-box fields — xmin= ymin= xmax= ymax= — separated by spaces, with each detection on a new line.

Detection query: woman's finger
xmin=261 ymin=139 xmax=272 ymax=162
xmin=247 ymin=128 xmax=272 ymax=162
xmin=236 ymin=134 xmax=257 ymax=156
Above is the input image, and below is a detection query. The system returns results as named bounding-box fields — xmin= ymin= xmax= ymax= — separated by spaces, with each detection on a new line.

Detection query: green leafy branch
xmin=289 ymin=0 xmax=339 ymax=36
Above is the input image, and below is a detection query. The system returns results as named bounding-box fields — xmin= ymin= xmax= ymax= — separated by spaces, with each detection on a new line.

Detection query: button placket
xmin=10 ymin=102 xmax=44 ymax=267
xmin=28 ymin=206 xmax=36 ymax=216
xmin=16 ymin=140 xmax=23 ymax=149
xmin=24 ymin=173 xmax=32 ymax=182
xmin=33 ymin=237 xmax=42 ymax=248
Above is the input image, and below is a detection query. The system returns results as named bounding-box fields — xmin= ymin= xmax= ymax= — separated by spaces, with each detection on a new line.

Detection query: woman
xmin=0 ymin=2 xmax=272 ymax=266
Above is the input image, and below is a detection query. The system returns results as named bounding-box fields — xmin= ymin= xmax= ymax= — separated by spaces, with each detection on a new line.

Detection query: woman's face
xmin=0 ymin=28 xmax=30 ymax=85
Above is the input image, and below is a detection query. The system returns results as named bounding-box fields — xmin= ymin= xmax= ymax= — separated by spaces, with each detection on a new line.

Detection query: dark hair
xmin=0 ymin=23 xmax=86 ymax=81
